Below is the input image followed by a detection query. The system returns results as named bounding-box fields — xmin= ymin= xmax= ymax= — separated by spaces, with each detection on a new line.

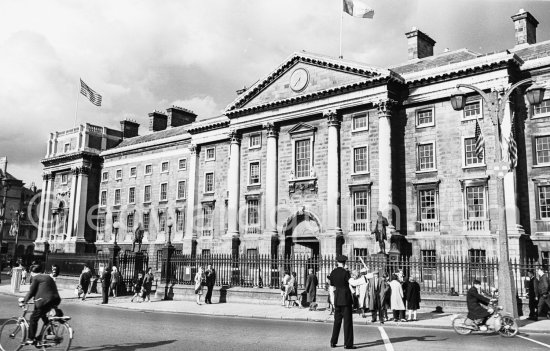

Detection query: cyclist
xmin=466 ymin=279 xmax=494 ymax=330
xmin=21 ymin=264 xmax=61 ymax=345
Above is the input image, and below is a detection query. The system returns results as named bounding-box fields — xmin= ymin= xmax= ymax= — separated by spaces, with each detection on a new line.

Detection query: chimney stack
xmin=0 ymin=157 xmax=7 ymax=178
xmin=406 ymin=27 xmax=436 ymax=60
xmin=167 ymin=106 xmax=197 ymax=127
xmin=120 ymin=119 xmax=140 ymax=139
xmin=511 ymin=9 xmax=538 ymax=46
xmin=148 ymin=111 xmax=168 ymax=132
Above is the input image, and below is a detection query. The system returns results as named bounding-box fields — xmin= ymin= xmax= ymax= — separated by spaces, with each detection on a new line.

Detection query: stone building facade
xmin=37 ymin=9 xmax=550 ymax=265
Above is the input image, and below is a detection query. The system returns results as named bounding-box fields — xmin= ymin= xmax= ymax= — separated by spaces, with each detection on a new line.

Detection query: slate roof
xmin=390 ymin=49 xmax=482 ymax=75
xmin=510 ymin=40 xmax=550 ymax=61
xmin=115 ymin=125 xmax=189 ymax=149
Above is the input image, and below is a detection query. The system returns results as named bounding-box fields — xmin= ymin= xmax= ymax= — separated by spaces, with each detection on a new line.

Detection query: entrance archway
xmin=282 ymin=210 xmax=321 ymax=258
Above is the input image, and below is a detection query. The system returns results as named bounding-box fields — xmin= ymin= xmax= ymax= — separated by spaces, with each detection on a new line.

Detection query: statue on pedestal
xmin=371 ymin=210 xmax=388 ymax=254
xmin=133 ymin=223 xmax=144 ymax=252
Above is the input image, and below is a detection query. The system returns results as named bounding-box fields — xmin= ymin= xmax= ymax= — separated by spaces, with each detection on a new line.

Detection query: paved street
xmin=1 ymin=294 xmax=550 ymax=350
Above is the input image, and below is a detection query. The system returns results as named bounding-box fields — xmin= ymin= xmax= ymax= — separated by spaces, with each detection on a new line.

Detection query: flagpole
xmin=339 ymin=1 xmax=344 ymax=59
xmin=74 ymin=79 xmax=80 ymax=127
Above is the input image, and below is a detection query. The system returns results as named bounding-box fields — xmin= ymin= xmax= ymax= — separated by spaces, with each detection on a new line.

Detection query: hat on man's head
xmin=336 ymin=255 xmax=348 ymax=263
xmin=473 ymin=279 xmax=481 ymax=285
xmin=30 ymin=264 xmax=42 ymax=274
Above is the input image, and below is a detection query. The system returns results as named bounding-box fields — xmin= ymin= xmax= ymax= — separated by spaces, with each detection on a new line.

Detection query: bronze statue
xmin=132 ymin=223 xmax=144 ymax=252
xmin=371 ymin=211 xmax=388 ymax=254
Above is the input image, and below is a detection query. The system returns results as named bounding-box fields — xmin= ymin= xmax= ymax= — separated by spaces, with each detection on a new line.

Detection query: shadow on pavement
xmin=354 ymin=335 xmax=448 ymax=349
xmin=70 ymin=339 xmax=177 ymax=351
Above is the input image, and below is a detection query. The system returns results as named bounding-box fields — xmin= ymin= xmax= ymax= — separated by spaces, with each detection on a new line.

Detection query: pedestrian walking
xmin=49 ymin=264 xmax=60 ymax=282
xmin=131 ymin=271 xmax=144 ymax=302
xmin=329 ymin=255 xmax=358 ymax=349
xmin=367 ymin=270 xmax=382 ymax=323
xmin=77 ymin=265 xmax=92 ymax=301
xmin=389 ymin=274 xmax=406 ymax=322
xmin=109 ymin=266 xmax=121 ymax=298
xmin=100 ymin=267 xmax=111 ymax=304
xmin=326 ymin=275 xmax=335 ymax=315
xmin=281 ymin=271 xmax=291 ymax=306
xmin=406 ymin=275 xmax=421 ymax=321
xmin=286 ymin=272 xmax=300 ymax=308
xmin=305 ymin=268 xmax=318 ymax=310
xmin=536 ymin=267 xmax=550 ymax=319
xmin=21 ymin=266 xmax=28 ymax=285
xmin=194 ymin=266 xmax=205 ymax=305
xmin=525 ymin=270 xmax=539 ymax=320
xmin=142 ymin=267 xmax=154 ymax=302
xmin=205 ymin=264 xmax=216 ymax=304
xmin=379 ymin=273 xmax=391 ymax=323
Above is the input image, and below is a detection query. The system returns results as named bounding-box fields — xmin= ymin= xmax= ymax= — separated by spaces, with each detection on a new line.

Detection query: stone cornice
xmin=41 ymin=151 xmax=100 ymax=167
xmin=186 ymin=117 xmax=230 ymax=135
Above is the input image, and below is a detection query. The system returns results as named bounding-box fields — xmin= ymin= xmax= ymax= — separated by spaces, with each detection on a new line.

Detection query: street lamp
xmin=112 ymin=221 xmax=120 ymax=245
xmin=11 ymin=210 xmax=25 ymax=262
xmin=166 ymin=217 xmax=173 ymax=247
xmin=112 ymin=221 xmax=121 ymax=267
xmin=450 ymin=78 xmax=545 ymax=318
xmin=0 ymin=177 xmax=11 ymax=260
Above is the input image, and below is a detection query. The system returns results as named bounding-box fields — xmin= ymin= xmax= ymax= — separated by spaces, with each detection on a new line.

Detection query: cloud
xmin=170 ymin=96 xmax=222 ymax=120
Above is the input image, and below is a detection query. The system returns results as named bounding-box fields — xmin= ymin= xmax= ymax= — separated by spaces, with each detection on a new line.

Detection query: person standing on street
xmin=525 ymin=270 xmax=538 ymax=320
xmin=329 ymin=255 xmax=357 ymax=349
xmin=100 ymin=267 xmax=111 ymax=304
xmin=305 ymin=268 xmax=318 ymax=310
xmin=194 ymin=266 xmax=205 ymax=305
xmin=142 ymin=267 xmax=155 ymax=302
xmin=78 ymin=265 xmax=92 ymax=301
xmin=389 ymin=274 xmax=406 ymax=322
xmin=367 ymin=270 xmax=382 ymax=323
xmin=205 ymin=264 xmax=216 ymax=304
xmin=109 ymin=266 xmax=121 ymax=298
xmin=131 ymin=271 xmax=144 ymax=303
xmin=537 ymin=267 xmax=550 ymax=319
xmin=406 ymin=275 xmax=421 ymax=321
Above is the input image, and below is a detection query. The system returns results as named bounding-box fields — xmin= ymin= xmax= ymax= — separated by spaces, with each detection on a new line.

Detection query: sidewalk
xmin=1 ymin=280 xmax=548 ymax=335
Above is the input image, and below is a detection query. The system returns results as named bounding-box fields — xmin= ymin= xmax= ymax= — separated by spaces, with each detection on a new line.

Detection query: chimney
xmin=511 ymin=9 xmax=538 ymax=46
xmin=148 ymin=111 xmax=168 ymax=132
xmin=0 ymin=157 xmax=6 ymax=178
xmin=120 ymin=119 xmax=140 ymax=139
xmin=406 ymin=27 xmax=436 ymax=60
xmin=167 ymin=106 xmax=197 ymax=127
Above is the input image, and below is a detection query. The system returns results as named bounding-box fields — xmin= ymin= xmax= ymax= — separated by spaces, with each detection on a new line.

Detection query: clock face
xmin=289 ymin=68 xmax=309 ymax=92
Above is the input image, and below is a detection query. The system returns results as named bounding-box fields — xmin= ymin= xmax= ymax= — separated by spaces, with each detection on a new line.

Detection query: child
xmin=131 ymin=271 xmax=144 ymax=303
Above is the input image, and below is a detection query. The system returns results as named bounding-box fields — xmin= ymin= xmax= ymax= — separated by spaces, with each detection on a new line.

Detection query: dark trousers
xmin=393 ymin=309 xmax=405 ymax=320
xmin=537 ymin=295 xmax=550 ymax=317
xmin=371 ymin=305 xmax=382 ymax=322
xmin=205 ymin=284 xmax=214 ymax=303
xmin=29 ymin=300 xmax=58 ymax=340
xmin=331 ymin=305 xmax=354 ymax=347
xmin=529 ymin=296 xmax=538 ymax=319
xmin=102 ymin=287 xmax=109 ymax=304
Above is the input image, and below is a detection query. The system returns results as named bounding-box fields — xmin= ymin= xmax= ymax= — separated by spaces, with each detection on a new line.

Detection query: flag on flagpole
xmin=474 ymin=119 xmax=485 ymax=160
xmin=508 ymin=114 xmax=518 ymax=170
xmin=343 ymin=0 xmax=374 ymax=18
xmin=80 ymin=79 xmax=102 ymax=106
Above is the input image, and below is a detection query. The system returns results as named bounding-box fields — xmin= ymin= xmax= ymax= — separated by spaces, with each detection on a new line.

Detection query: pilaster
xmin=226 ymin=130 xmax=241 ymax=238
xmin=324 ymin=109 xmax=343 ymax=238
xmin=376 ymin=99 xmax=396 ymax=230
xmin=263 ymin=122 xmax=279 ymax=249
xmin=183 ymin=144 xmax=199 ymax=254
xmin=66 ymin=168 xmax=78 ymax=237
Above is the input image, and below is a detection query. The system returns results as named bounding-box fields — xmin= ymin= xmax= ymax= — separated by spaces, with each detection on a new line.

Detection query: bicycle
xmin=0 ymin=299 xmax=73 ymax=351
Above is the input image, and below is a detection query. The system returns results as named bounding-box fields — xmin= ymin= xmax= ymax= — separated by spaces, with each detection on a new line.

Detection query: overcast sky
xmin=1 ymin=0 xmax=549 ymax=188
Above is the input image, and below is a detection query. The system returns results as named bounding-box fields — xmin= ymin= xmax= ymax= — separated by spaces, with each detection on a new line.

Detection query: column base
xmin=221 ymin=235 xmax=241 ymax=255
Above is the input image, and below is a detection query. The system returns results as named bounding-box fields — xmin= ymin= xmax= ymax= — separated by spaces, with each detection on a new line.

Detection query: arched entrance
xmin=283 ymin=210 xmax=321 ymax=258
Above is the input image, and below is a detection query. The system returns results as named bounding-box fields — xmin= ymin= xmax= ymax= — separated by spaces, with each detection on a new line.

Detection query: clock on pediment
xmin=289 ymin=68 xmax=309 ymax=92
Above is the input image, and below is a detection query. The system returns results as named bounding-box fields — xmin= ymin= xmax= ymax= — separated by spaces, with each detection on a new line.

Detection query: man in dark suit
xmin=205 ymin=264 xmax=216 ymax=304
xmin=329 ymin=255 xmax=356 ymax=349
xmin=22 ymin=264 xmax=61 ymax=345
xmin=100 ymin=267 xmax=112 ymax=304
xmin=536 ymin=267 xmax=550 ymax=319
xmin=526 ymin=270 xmax=539 ymax=320
xmin=466 ymin=279 xmax=492 ymax=329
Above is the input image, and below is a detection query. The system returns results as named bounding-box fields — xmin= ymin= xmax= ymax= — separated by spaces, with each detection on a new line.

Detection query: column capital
xmin=73 ymin=166 xmax=91 ymax=176
xmin=188 ymin=143 xmax=200 ymax=155
xmin=42 ymin=172 xmax=53 ymax=181
xmin=324 ymin=109 xmax=340 ymax=127
xmin=228 ymin=129 xmax=241 ymax=144
xmin=376 ymin=99 xmax=398 ymax=117
xmin=263 ymin=122 xmax=279 ymax=138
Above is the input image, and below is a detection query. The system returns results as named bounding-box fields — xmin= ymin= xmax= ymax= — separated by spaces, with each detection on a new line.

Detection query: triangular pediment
xmin=288 ymin=122 xmax=316 ymax=135
xmin=225 ymin=52 xmax=402 ymax=116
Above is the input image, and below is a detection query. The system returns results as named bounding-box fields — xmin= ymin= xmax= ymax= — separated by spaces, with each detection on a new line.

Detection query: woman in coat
xmin=194 ymin=266 xmax=205 ymax=305
xmin=389 ymin=274 xmax=406 ymax=322
xmin=281 ymin=272 xmax=291 ymax=306
xmin=109 ymin=266 xmax=121 ymax=298
xmin=304 ymin=268 xmax=318 ymax=310
xmin=406 ymin=276 xmax=421 ymax=321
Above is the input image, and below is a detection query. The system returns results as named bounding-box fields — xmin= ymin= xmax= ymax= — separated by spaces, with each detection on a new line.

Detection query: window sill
xmin=415 ymin=169 xmax=437 ymax=174
xmin=462 ymin=164 xmax=487 ymax=170
xmin=176 ymin=198 xmax=187 ymax=202
xmin=178 ymin=168 xmax=187 ymax=171
xmin=351 ymin=128 xmax=369 ymax=133
xmin=159 ymin=199 xmax=168 ymax=203
xmin=143 ymin=201 xmax=152 ymax=205
xmin=205 ymin=158 xmax=216 ymax=162
xmin=351 ymin=172 xmax=369 ymax=176
xmin=461 ymin=116 xmax=482 ymax=122
xmin=115 ymin=178 xmax=122 ymax=181
xmin=533 ymin=164 xmax=550 ymax=168
xmin=203 ymin=191 xmax=215 ymax=196
xmin=415 ymin=123 xmax=435 ymax=129
xmin=532 ymin=113 xmax=550 ymax=120
xmin=145 ymin=173 xmax=152 ymax=176
xmin=248 ymin=183 xmax=261 ymax=187
xmin=248 ymin=146 xmax=261 ymax=150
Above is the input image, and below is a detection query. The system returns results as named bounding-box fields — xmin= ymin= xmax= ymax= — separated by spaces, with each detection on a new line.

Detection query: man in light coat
xmin=367 ymin=271 xmax=382 ymax=323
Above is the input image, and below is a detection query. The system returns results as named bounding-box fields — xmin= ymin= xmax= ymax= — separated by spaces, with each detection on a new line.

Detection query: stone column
xmin=66 ymin=168 xmax=78 ymax=238
xmin=226 ymin=130 xmax=241 ymax=237
xmin=35 ymin=173 xmax=53 ymax=252
xmin=262 ymin=122 xmax=279 ymax=255
xmin=36 ymin=174 xmax=49 ymax=241
xmin=377 ymin=99 xmax=395 ymax=230
xmin=70 ymin=166 xmax=89 ymax=253
xmin=184 ymin=144 xmax=199 ymax=254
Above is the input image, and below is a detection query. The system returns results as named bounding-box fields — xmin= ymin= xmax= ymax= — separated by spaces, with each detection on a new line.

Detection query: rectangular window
xmin=130 ymin=167 xmax=137 ymax=177
xmin=295 ymin=139 xmax=311 ymax=178
xmin=464 ymin=137 xmax=483 ymax=166
xmin=178 ymin=159 xmax=187 ymax=170
xmin=114 ymin=189 xmax=121 ymax=205
xmin=353 ymin=147 xmax=368 ymax=173
xmin=102 ymin=172 xmax=109 ymax=182
xmin=145 ymin=164 xmax=152 ymax=175
xmin=463 ymin=101 xmax=481 ymax=120
xmin=202 ymin=249 xmax=211 ymax=256
xmin=116 ymin=169 xmax=122 ymax=179
xmin=419 ymin=189 xmax=437 ymax=220
xmin=249 ymin=162 xmax=260 ymax=185
xmin=64 ymin=143 xmax=70 ymax=153
xmin=177 ymin=181 xmax=187 ymax=199
xmin=100 ymin=190 xmax=107 ymax=206
xmin=128 ymin=187 xmax=135 ymax=204
xmin=352 ymin=112 xmax=368 ymax=131
xmin=144 ymin=185 xmax=151 ymax=203
xmin=466 ymin=186 xmax=485 ymax=218
xmin=205 ymin=173 xmax=214 ymax=193
xmin=206 ymin=147 xmax=216 ymax=161
xmin=143 ymin=213 xmax=150 ymax=231
xmin=249 ymin=134 xmax=261 ymax=148
xmin=176 ymin=210 xmax=184 ymax=232
xmin=203 ymin=205 xmax=213 ymax=235
xmin=247 ymin=199 xmax=259 ymax=225
xmin=542 ymin=251 xmax=550 ymax=268
xmin=539 ymin=185 xmax=550 ymax=219
xmin=98 ymin=217 xmax=105 ymax=234
xmin=159 ymin=212 xmax=166 ymax=232
xmin=61 ymin=174 xmax=68 ymax=185
xmin=160 ymin=183 xmax=168 ymax=201
xmin=416 ymin=108 xmax=434 ymax=127
xmin=161 ymin=161 xmax=169 ymax=173
xmin=469 ymin=249 xmax=487 ymax=283
xmin=127 ymin=213 xmax=134 ymax=232
xmin=421 ymin=250 xmax=437 ymax=281
xmin=534 ymin=99 xmax=550 ymax=116
xmin=536 ymin=136 xmax=550 ymax=164
xmin=353 ymin=191 xmax=369 ymax=222
xmin=417 ymin=143 xmax=435 ymax=171
xmin=353 ymin=248 xmax=368 ymax=257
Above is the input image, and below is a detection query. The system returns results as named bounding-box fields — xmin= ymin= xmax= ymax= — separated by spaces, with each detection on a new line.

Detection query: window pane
xmin=206 ymin=148 xmax=215 ymax=159
xmin=534 ymin=100 xmax=550 ymax=115
xmin=417 ymin=109 xmax=433 ymax=125
xmin=115 ymin=189 xmax=121 ymax=205
xmin=116 ymin=170 xmax=122 ymax=178
xmin=295 ymin=140 xmax=310 ymax=178
xmin=353 ymin=113 xmax=368 ymax=130
xmin=205 ymin=173 xmax=214 ymax=192
xmin=130 ymin=167 xmax=136 ymax=177
xmin=143 ymin=213 xmax=150 ymax=231
xmin=144 ymin=185 xmax=151 ymax=202
xmin=464 ymin=137 xmax=482 ymax=166
xmin=160 ymin=183 xmax=167 ymax=200
xmin=419 ymin=189 xmax=436 ymax=220
xmin=464 ymin=101 xmax=481 ymax=118
xmin=539 ymin=186 xmax=550 ymax=219
xmin=247 ymin=199 xmax=259 ymax=225
xmin=250 ymin=162 xmax=260 ymax=184
xmin=162 ymin=162 xmax=169 ymax=172
xmin=179 ymin=159 xmax=187 ymax=170
xmin=466 ymin=186 xmax=485 ymax=218
xmin=354 ymin=147 xmax=368 ymax=173
xmin=353 ymin=191 xmax=368 ymax=221
xmin=176 ymin=211 xmax=185 ymax=232
xmin=159 ymin=213 xmax=166 ymax=232
xmin=536 ymin=136 xmax=550 ymax=164
xmin=129 ymin=188 xmax=135 ymax=203
xmin=418 ymin=143 xmax=434 ymax=170
xmin=100 ymin=191 xmax=107 ymax=206
xmin=127 ymin=213 xmax=134 ymax=232
xmin=178 ymin=181 xmax=186 ymax=199
xmin=145 ymin=165 xmax=152 ymax=174
xmin=250 ymin=134 xmax=261 ymax=147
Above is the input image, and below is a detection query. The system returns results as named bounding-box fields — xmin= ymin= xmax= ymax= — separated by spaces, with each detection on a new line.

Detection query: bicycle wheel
xmin=452 ymin=315 xmax=472 ymax=335
xmin=498 ymin=316 xmax=519 ymax=338
xmin=40 ymin=322 xmax=72 ymax=351
xmin=0 ymin=319 xmax=25 ymax=351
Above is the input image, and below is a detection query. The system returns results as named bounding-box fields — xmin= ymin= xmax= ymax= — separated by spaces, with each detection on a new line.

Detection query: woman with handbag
xmin=194 ymin=266 xmax=205 ymax=305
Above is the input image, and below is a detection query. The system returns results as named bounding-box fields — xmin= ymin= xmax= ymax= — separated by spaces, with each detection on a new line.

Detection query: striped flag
xmin=80 ymin=79 xmax=102 ymax=106
xmin=474 ymin=119 xmax=485 ymax=160
xmin=508 ymin=114 xmax=518 ymax=170
xmin=343 ymin=0 xmax=374 ymax=18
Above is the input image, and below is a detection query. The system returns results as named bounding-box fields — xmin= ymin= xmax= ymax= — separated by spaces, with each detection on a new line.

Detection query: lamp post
xmin=166 ymin=217 xmax=174 ymax=247
xmin=112 ymin=221 xmax=121 ymax=266
xmin=11 ymin=210 xmax=25 ymax=263
xmin=450 ymin=78 xmax=545 ymax=317
xmin=0 ymin=177 xmax=11 ymax=260
xmin=163 ymin=216 xmax=175 ymax=300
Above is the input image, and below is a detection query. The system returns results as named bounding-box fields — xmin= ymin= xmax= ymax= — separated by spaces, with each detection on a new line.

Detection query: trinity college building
xmin=35 ymin=10 xmax=550 ymax=265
